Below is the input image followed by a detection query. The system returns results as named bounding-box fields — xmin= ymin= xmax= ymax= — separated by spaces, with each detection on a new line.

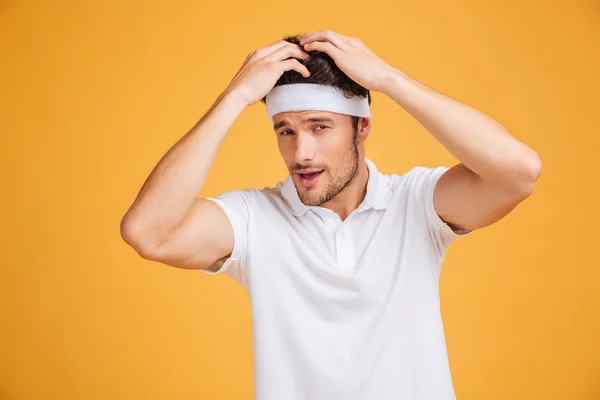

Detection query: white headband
xmin=265 ymin=83 xmax=370 ymax=123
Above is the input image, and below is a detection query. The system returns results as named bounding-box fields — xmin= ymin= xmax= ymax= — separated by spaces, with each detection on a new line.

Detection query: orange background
xmin=1 ymin=1 xmax=598 ymax=399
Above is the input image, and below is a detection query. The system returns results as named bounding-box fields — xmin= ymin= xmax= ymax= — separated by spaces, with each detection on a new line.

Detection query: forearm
xmin=381 ymin=68 xmax=541 ymax=191
xmin=121 ymin=90 xmax=246 ymax=249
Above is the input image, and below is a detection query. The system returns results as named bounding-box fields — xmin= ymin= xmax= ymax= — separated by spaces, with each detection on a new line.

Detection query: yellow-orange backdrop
xmin=1 ymin=1 xmax=599 ymax=399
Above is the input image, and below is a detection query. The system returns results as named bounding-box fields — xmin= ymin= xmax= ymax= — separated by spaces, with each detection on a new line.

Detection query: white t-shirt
xmin=202 ymin=157 xmax=473 ymax=400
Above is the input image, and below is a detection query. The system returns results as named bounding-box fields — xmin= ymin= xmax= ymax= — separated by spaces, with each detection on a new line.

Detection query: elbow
xmin=516 ymin=150 xmax=543 ymax=198
xmin=120 ymin=216 xmax=161 ymax=260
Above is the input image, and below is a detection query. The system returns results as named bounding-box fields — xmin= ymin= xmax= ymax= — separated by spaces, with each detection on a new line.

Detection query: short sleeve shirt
xmin=202 ymin=157 xmax=473 ymax=400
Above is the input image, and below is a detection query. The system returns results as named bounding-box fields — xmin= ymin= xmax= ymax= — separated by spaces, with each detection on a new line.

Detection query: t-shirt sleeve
xmin=200 ymin=189 xmax=253 ymax=292
xmin=407 ymin=166 xmax=474 ymax=259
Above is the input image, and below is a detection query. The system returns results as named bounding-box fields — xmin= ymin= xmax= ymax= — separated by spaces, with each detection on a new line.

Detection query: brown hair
xmin=260 ymin=34 xmax=371 ymax=132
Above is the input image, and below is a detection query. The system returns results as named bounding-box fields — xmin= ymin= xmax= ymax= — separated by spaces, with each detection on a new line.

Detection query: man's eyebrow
xmin=273 ymin=117 xmax=335 ymax=130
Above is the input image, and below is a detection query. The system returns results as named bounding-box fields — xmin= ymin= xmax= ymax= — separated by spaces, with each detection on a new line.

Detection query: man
xmin=121 ymin=30 xmax=541 ymax=400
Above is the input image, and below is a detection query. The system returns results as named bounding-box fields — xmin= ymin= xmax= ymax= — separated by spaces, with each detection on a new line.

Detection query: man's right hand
xmin=223 ymin=40 xmax=311 ymax=107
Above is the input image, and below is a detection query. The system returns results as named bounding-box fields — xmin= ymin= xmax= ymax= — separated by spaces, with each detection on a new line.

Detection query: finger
xmin=263 ymin=44 xmax=309 ymax=63
xmin=302 ymin=41 xmax=342 ymax=58
xmin=299 ymin=29 xmax=349 ymax=50
xmin=254 ymin=40 xmax=304 ymax=60
xmin=279 ymin=59 xmax=311 ymax=78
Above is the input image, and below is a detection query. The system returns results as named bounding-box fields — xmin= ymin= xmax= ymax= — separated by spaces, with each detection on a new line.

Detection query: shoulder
xmin=388 ymin=165 xmax=450 ymax=191
xmin=208 ymin=181 xmax=290 ymax=213
xmin=382 ymin=165 xmax=452 ymax=207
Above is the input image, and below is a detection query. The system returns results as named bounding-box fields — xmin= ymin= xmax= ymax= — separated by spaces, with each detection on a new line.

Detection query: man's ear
xmin=356 ymin=117 xmax=371 ymax=144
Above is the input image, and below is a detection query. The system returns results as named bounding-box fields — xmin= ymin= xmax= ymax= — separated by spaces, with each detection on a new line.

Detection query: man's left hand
xmin=299 ymin=29 xmax=396 ymax=92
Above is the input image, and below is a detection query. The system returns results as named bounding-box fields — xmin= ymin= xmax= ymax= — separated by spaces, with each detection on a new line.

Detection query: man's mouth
xmin=296 ymin=170 xmax=324 ymax=186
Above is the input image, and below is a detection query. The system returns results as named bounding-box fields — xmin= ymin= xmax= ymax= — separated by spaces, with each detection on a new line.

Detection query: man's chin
xmin=297 ymin=191 xmax=320 ymax=207
xmin=295 ymin=186 xmax=325 ymax=207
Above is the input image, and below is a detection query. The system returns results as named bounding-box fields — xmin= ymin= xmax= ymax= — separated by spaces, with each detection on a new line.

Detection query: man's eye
xmin=315 ymin=125 xmax=329 ymax=131
xmin=281 ymin=130 xmax=294 ymax=136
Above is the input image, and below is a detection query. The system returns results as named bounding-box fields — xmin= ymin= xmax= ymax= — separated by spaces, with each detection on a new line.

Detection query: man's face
xmin=273 ymin=110 xmax=360 ymax=206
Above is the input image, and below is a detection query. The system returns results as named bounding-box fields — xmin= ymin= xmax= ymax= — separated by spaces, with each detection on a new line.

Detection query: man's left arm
xmin=380 ymin=69 xmax=542 ymax=232
xmin=299 ymin=30 xmax=542 ymax=232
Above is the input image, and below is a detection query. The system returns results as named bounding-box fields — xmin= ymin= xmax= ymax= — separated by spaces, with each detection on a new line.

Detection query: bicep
xmin=434 ymin=163 xmax=526 ymax=232
xmin=149 ymin=198 xmax=235 ymax=270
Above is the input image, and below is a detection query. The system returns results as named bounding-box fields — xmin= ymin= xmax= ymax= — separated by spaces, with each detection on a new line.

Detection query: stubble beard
xmin=296 ymin=141 xmax=360 ymax=207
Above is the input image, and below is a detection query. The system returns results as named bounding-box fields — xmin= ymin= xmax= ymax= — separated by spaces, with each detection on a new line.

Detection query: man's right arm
xmin=119 ymin=40 xmax=311 ymax=270
xmin=120 ymin=92 xmax=247 ymax=270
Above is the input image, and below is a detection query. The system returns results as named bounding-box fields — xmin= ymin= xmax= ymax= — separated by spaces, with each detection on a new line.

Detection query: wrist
xmin=379 ymin=68 xmax=417 ymax=104
xmin=218 ymin=89 xmax=249 ymax=112
xmin=379 ymin=67 xmax=405 ymax=92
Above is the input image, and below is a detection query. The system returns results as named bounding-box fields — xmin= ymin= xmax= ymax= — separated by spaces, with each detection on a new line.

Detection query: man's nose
xmin=293 ymin=133 xmax=316 ymax=164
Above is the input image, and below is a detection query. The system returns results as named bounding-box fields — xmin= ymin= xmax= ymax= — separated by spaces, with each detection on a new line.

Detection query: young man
xmin=121 ymin=30 xmax=541 ymax=400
